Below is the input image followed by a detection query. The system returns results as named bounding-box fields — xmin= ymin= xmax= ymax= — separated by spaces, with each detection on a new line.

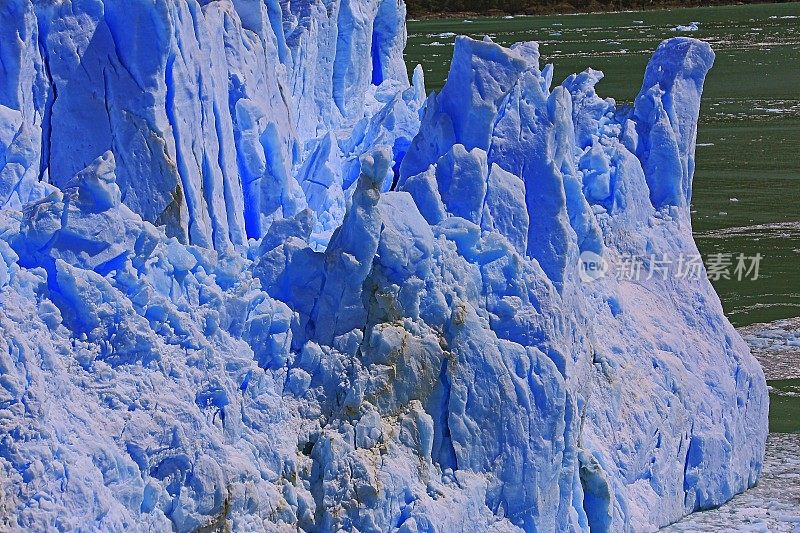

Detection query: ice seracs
xmin=0 ymin=0 xmax=423 ymax=249
xmin=0 ymin=1 xmax=767 ymax=531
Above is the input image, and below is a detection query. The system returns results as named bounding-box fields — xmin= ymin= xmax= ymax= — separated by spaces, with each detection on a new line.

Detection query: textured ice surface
xmin=0 ymin=1 xmax=767 ymax=531
xmin=0 ymin=0 xmax=423 ymax=248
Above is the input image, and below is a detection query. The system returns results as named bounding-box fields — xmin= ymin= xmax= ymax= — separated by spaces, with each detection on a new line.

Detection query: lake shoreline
xmin=407 ymin=0 xmax=789 ymax=21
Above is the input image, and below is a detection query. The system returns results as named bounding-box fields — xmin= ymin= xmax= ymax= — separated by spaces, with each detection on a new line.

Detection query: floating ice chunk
xmin=672 ymin=22 xmax=700 ymax=32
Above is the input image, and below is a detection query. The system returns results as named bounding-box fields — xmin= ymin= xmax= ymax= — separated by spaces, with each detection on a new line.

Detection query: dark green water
xmin=769 ymin=379 xmax=800 ymax=433
xmin=406 ymin=3 xmax=800 ymax=433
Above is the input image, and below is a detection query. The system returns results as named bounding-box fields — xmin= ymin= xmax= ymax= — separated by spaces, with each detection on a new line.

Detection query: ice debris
xmin=0 ymin=1 xmax=767 ymax=531
xmin=672 ymin=22 xmax=701 ymax=32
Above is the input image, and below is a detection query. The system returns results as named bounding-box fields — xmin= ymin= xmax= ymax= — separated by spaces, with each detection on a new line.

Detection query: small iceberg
xmin=672 ymin=22 xmax=700 ymax=32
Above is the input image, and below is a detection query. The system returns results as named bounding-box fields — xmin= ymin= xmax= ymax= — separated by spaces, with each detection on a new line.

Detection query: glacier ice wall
xmin=0 ymin=1 xmax=767 ymax=532
xmin=0 ymin=0 xmax=422 ymax=249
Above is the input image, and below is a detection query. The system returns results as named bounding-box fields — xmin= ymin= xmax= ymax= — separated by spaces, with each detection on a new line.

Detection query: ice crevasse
xmin=0 ymin=0 xmax=767 ymax=531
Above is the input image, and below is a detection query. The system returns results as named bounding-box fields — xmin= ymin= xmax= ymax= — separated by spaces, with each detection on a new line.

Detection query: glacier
xmin=0 ymin=0 xmax=768 ymax=531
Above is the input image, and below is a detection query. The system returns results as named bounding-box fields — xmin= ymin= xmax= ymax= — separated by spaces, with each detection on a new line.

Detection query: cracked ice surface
xmin=0 ymin=0 xmax=767 ymax=531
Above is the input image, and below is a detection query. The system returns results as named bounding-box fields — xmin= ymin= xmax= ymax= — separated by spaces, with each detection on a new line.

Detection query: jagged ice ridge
xmin=0 ymin=0 xmax=768 ymax=531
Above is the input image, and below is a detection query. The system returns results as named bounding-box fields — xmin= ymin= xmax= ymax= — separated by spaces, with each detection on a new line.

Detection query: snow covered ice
xmin=0 ymin=1 xmax=768 ymax=531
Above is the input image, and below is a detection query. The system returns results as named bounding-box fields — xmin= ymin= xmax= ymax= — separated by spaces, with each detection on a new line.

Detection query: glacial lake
xmin=406 ymin=2 xmax=800 ymax=436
